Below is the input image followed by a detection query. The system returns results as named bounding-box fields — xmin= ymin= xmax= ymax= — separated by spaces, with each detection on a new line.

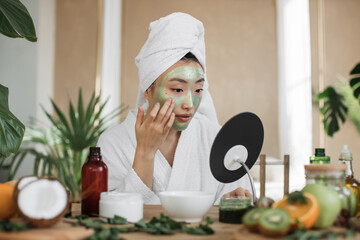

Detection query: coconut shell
xmin=14 ymin=177 xmax=70 ymax=228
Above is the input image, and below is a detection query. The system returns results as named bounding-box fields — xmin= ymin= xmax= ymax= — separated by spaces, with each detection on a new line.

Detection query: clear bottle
xmin=81 ymin=147 xmax=108 ymax=216
xmin=338 ymin=145 xmax=360 ymax=217
xmin=310 ymin=148 xmax=330 ymax=164
xmin=305 ymin=164 xmax=352 ymax=226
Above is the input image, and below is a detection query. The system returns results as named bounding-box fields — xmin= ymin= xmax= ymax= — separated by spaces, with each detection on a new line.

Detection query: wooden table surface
xmin=0 ymin=203 xmax=359 ymax=240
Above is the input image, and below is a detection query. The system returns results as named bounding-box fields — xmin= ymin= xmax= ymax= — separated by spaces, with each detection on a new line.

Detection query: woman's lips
xmin=175 ymin=114 xmax=192 ymax=122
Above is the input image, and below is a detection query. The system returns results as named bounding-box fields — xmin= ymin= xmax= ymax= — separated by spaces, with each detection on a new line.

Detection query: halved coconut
xmin=14 ymin=177 xmax=70 ymax=228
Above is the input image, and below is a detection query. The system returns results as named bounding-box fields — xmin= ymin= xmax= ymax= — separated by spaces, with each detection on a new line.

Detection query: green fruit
xmin=347 ymin=186 xmax=357 ymax=217
xmin=258 ymin=208 xmax=290 ymax=237
xmin=242 ymin=207 xmax=266 ymax=232
xmin=302 ymin=184 xmax=341 ymax=228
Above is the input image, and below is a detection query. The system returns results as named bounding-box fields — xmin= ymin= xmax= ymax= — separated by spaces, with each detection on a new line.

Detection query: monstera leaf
xmin=349 ymin=63 xmax=360 ymax=99
xmin=0 ymin=0 xmax=37 ymax=42
xmin=318 ymin=86 xmax=348 ymax=137
xmin=0 ymin=84 xmax=25 ymax=158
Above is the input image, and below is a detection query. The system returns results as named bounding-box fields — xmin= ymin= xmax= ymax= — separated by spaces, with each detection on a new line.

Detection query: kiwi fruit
xmin=242 ymin=207 xmax=266 ymax=232
xmin=258 ymin=208 xmax=291 ymax=237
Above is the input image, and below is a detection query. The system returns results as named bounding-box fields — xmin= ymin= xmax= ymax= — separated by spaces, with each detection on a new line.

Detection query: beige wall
xmin=310 ymin=0 xmax=360 ymax=178
xmin=121 ymin=0 xmax=279 ymax=158
xmin=53 ymin=0 xmax=100 ymax=112
xmin=52 ymin=0 xmax=360 ymax=177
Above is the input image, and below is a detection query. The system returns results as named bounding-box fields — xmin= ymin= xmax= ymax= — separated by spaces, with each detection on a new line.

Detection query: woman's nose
xmin=182 ymin=92 xmax=193 ymax=109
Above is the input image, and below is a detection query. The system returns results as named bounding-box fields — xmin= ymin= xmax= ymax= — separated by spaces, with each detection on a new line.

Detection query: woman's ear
xmin=144 ymin=83 xmax=154 ymax=101
xmin=144 ymin=89 xmax=150 ymax=101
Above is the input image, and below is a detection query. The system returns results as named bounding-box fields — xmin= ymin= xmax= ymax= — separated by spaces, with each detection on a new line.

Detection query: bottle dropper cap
xmin=339 ymin=144 xmax=352 ymax=161
xmin=90 ymin=147 xmax=101 ymax=156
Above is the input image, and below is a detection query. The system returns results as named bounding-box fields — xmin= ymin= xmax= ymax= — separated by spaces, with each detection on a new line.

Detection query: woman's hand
xmin=223 ymin=187 xmax=252 ymax=198
xmin=135 ymin=99 xmax=176 ymax=153
xmin=133 ymin=99 xmax=175 ymax=189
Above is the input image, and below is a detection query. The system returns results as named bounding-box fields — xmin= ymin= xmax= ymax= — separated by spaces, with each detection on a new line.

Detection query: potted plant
xmin=317 ymin=63 xmax=360 ymax=136
xmin=3 ymin=90 xmax=127 ymax=201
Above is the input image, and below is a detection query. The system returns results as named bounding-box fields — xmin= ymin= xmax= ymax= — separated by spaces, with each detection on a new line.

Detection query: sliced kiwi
xmin=242 ymin=207 xmax=266 ymax=232
xmin=258 ymin=208 xmax=291 ymax=237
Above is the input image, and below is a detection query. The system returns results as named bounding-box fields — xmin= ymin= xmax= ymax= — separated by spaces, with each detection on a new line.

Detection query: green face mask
xmin=152 ymin=65 xmax=204 ymax=131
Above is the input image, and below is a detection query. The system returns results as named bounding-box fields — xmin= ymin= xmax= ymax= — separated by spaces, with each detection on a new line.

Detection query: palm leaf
xmin=349 ymin=63 xmax=360 ymax=99
xmin=318 ymin=86 xmax=348 ymax=137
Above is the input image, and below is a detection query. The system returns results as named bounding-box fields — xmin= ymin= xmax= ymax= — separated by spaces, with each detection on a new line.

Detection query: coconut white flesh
xmin=18 ymin=179 xmax=67 ymax=219
xmin=18 ymin=176 xmax=38 ymax=190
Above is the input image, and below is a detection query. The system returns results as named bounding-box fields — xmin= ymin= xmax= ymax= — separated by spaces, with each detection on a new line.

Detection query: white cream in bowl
xmin=158 ymin=191 xmax=215 ymax=223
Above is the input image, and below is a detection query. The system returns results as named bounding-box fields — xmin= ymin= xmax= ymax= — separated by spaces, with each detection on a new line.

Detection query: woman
xmin=97 ymin=12 xmax=252 ymax=204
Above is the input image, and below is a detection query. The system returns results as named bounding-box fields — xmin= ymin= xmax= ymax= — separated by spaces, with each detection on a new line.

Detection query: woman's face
xmin=145 ymin=60 xmax=205 ymax=131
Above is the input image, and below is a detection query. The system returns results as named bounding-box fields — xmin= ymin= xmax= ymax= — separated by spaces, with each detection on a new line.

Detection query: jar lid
xmin=304 ymin=164 xmax=346 ymax=171
xmin=220 ymin=196 xmax=251 ymax=209
xmin=100 ymin=191 xmax=143 ymax=203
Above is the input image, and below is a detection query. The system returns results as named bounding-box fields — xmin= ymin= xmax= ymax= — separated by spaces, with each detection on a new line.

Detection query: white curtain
xmin=100 ymin=0 xmax=122 ymax=124
xmin=277 ymin=0 xmax=312 ymax=190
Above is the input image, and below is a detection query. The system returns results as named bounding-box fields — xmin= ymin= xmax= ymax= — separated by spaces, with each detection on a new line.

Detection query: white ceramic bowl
xmin=158 ymin=191 xmax=215 ymax=223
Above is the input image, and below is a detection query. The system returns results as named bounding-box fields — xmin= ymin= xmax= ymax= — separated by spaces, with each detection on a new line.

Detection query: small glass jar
xmin=305 ymin=164 xmax=352 ymax=225
xmin=219 ymin=196 xmax=252 ymax=224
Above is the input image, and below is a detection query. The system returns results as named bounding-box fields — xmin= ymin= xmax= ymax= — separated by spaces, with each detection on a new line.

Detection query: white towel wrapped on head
xmin=135 ymin=12 xmax=218 ymax=124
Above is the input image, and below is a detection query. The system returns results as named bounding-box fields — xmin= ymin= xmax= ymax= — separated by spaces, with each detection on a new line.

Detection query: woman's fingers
xmin=161 ymin=99 xmax=175 ymax=125
xmin=154 ymin=99 xmax=173 ymax=124
xmin=147 ymin=102 xmax=160 ymax=121
xmin=135 ymin=106 xmax=144 ymax=129
xmin=223 ymin=188 xmax=253 ymax=198
xmin=164 ymin=112 xmax=175 ymax=133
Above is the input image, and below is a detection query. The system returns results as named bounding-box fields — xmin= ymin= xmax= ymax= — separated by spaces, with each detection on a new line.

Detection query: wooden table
xmin=0 ymin=204 xmax=359 ymax=240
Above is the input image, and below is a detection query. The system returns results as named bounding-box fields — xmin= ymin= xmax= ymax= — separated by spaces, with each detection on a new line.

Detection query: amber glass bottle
xmin=338 ymin=145 xmax=360 ymax=217
xmin=81 ymin=147 xmax=108 ymax=216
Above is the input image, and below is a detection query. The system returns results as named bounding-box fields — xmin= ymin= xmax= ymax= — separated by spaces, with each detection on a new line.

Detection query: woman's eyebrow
xmin=195 ymin=78 xmax=205 ymax=83
xmin=168 ymin=78 xmax=188 ymax=83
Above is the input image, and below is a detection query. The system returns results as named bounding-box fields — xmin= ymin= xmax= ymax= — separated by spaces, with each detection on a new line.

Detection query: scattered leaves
xmin=0 ymin=220 xmax=30 ymax=232
xmin=285 ymin=228 xmax=356 ymax=240
xmin=107 ymin=215 xmax=127 ymax=225
xmin=71 ymin=213 xmax=215 ymax=239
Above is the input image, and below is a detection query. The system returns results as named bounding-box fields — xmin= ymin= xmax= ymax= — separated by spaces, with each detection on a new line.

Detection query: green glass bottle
xmin=310 ymin=148 xmax=330 ymax=164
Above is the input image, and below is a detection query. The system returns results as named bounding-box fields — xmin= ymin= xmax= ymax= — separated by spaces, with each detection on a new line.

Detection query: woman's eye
xmin=171 ymin=88 xmax=183 ymax=93
xmin=195 ymin=89 xmax=203 ymax=93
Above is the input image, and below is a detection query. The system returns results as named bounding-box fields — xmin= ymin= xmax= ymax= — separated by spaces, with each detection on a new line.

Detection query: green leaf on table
xmin=318 ymin=86 xmax=348 ymax=137
xmin=0 ymin=0 xmax=37 ymax=41
xmin=0 ymin=220 xmax=30 ymax=232
xmin=135 ymin=218 xmax=147 ymax=229
xmin=107 ymin=215 xmax=127 ymax=225
xmin=182 ymin=224 xmax=214 ymax=235
xmin=84 ymin=218 xmax=102 ymax=231
xmin=0 ymin=84 xmax=25 ymax=159
xmin=87 ymin=227 xmax=125 ymax=240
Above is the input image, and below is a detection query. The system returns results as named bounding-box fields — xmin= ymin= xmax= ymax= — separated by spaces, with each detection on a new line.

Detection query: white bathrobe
xmin=97 ymin=109 xmax=251 ymax=204
xmin=97 ymin=12 xmax=251 ymax=204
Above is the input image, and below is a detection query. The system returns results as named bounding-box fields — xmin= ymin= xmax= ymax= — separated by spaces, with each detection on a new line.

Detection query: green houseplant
xmin=318 ymin=63 xmax=360 ymax=136
xmin=3 ymin=90 xmax=127 ymax=201
xmin=0 ymin=0 xmax=37 ymax=161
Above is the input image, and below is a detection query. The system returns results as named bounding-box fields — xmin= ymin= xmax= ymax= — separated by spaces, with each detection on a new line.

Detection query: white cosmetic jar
xmin=99 ymin=192 xmax=143 ymax=223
